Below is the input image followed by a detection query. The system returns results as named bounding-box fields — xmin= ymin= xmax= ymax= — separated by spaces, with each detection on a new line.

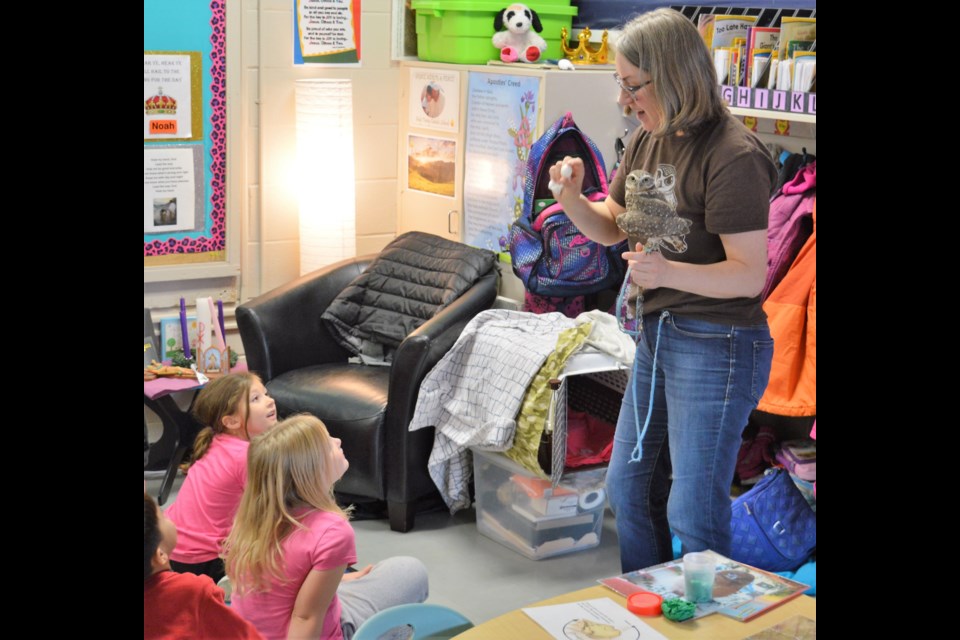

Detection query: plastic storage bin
xmin=411 ymin=1 xmax=578 ymax=64
xmin=473 ymin=447 xmax=607 ymax=560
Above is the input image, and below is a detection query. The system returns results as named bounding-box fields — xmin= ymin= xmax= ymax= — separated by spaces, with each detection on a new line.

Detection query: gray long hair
xmin=615 ymin=8 xmax=727 ymax=137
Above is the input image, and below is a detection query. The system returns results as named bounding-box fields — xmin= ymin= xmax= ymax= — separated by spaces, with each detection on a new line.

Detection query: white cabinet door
xmin=397 ymin=64 xmax=467 ymax=241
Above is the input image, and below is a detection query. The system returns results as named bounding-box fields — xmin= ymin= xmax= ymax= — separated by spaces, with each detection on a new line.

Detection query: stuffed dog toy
xmin=492 ymin=4 xmax=547 ymax=63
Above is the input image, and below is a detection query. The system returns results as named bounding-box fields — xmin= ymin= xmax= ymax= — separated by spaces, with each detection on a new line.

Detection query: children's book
xmin=160 ymin=316 xmax=199 ymax=358
xmin=699 ymin=14 xmax=758 ymax=52
xmin=745 ymin=26 xmax=780 ymax=87
xmin=522 ymin=597 xmax=668 ymax=640
xmin=787 ymin=40 xmax=815 ymax=60
xmin=598 ymin=551 xmax=810 ymax=623
xmin=777 ymin=17 xmax=816 ymax=63
xmin=748 ymin=26 xmax=781 ymax=55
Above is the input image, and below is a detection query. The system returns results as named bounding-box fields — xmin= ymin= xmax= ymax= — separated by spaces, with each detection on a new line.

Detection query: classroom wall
xmin=248 ymin=0 xmax=400 ymax=299
xmin=145 ymin=0 xmax=401 ymax=348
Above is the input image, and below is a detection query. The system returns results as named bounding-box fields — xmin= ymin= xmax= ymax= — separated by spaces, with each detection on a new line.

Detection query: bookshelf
xmin=730 ymin=106 xmax=815 ymax=125
xmin=725 ymin=90 xmax=816 ymax=156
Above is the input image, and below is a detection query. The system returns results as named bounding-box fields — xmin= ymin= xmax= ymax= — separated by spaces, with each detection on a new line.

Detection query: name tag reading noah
xmin=149 ymin=119 xmax=178 ymax=135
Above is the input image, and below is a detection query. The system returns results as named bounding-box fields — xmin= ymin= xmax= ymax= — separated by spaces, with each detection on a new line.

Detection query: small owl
xmin=617 ymin=169 xmax=691 ymax=253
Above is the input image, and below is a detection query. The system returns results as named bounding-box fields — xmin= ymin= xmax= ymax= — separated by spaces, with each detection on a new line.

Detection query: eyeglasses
xmin=613 ymin=73 xmax=653 ymax=97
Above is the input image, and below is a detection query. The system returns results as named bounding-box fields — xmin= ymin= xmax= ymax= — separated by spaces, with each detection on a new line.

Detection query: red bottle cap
xmin=627 ymin=591 xmax=664 ymax=617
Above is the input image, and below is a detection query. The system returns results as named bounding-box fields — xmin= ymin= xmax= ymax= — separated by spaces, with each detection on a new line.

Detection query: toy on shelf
xmin=560 ymin=26 xmax=609 ymax=65
xmin=161 ymin=296 xmax=235 ymax=379
xmin=196 ymin=345 xmax=232 ymax=377
xmin=492 ymin=4 xmax=547 ymax=63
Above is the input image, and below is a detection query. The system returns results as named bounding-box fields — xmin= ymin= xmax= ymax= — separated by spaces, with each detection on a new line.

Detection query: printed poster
xmin=463 ymin=73 xmax=539 ymax=254
xmin=143 ymin=52 xmax=202 ymax=140
xmin=409 ymin=68 xmax=459 ymax=133
xmin=407 ymin=135 xmax=456 ymax=198
xmin=144 ymin=146 xmax=203 ymax=233
xmin=295 ymin=0 xmax=361 ymax=64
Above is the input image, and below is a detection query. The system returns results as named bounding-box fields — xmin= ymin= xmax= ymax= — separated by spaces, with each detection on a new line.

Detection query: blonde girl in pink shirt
xmin=226 ymin=415 xmax=428 ymax=640
xmin=166 ymin=372 xmax=278 ymax=583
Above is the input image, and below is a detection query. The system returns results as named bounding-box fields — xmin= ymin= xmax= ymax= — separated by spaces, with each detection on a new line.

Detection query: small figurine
xmin=492 ymin=4 xmax=547 ymax=63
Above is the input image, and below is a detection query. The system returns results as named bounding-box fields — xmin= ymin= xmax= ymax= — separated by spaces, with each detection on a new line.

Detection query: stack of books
xmin=699 ymin=14 xmax=816 ymax=93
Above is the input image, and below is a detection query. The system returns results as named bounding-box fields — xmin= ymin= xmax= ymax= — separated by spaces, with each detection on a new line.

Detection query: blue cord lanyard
xmin=615 ymin=271 xmax=667 ymax=464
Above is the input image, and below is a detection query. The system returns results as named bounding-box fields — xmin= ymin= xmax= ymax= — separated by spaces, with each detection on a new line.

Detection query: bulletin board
xmin=143 ymin=0 xmax=228 ymax=268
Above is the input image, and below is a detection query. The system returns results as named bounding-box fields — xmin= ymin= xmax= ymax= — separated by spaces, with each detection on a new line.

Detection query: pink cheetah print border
xmin=144 ymin=0 xmax=226 ymax=257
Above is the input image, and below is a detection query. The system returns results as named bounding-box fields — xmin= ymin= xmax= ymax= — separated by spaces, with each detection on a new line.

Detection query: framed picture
xmin=159 ymin=316 xmax=198 ymax=359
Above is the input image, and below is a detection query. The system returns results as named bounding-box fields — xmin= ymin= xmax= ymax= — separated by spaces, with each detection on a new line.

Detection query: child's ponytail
xmin=189 ymin=427 xmax=216 ymax=464
xmin=185 ymin=372 xmax=260 ymax=467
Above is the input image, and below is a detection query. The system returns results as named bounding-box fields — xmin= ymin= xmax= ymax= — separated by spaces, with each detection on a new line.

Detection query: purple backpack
xmin=509 ymin=112 xmax=626 ymax=297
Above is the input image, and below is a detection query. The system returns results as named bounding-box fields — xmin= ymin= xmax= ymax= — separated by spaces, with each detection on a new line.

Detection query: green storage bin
xmin=411 ymin=1 xmax=578 ymax=64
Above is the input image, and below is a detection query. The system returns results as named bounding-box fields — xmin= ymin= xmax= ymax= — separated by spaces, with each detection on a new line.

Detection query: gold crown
xmin=560 ymin=27 xmax=609 ymax=65
xmin=144 ymin=87 xmax=178 ymax=115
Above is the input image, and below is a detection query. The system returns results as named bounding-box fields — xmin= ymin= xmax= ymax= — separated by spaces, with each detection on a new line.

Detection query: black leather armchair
xmin=237 ymin=253 xmax=498 ymax=531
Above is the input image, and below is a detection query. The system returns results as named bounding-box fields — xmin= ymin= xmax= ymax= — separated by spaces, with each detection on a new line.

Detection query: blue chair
xmin=352 ymin=603 xmax=474 ymax=640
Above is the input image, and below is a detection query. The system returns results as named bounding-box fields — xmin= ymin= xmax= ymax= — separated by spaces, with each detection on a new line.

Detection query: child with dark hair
xmin=144 ymin=493 xmax=263 ymax=640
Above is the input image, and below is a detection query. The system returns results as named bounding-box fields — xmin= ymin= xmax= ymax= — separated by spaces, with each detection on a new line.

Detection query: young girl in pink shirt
xmin=166 ymin=372 xmax=278 ymax=582
xmin=225 ymin=415 xmax=428 ymax=640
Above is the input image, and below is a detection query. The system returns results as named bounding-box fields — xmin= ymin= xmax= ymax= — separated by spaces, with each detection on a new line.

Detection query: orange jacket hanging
xmin=757 ymin=199 xmax=816 ymax=417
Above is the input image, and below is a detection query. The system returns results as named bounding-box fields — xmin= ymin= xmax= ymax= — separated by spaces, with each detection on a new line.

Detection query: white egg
xmin=557 ymin=59 xmax=575 ymax=71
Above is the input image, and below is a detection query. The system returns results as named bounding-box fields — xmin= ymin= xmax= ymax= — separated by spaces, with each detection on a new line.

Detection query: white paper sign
xmin=143 ymin=54 xmax=193 ymax=139
xmin=522 ymin=598 xmax=668 ymax=640
xmin=409 ymin=68 xmax=460 ymax=133
xmin=143 ymin=147 xmax=197 ymax=233
xmin=295 ymin=0 xmax=359 ymax=63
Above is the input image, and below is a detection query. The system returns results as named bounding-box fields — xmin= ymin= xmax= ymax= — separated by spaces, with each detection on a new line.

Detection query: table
xmin=454 ymin=585 xmax=815 ymax=639
xmin=144 ymin=363 xmax=246 ymax=505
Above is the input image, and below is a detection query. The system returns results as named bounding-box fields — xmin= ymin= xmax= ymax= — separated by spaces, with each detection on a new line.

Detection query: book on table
xmin=598 ymin=550 xmax=809 ymax=623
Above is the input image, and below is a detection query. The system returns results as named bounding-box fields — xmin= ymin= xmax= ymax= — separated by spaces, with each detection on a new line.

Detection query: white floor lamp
xmin=295 ymin=78 xmax=357 ymax=276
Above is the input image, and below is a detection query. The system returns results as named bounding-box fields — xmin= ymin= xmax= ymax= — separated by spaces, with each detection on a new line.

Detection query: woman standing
xmin=548 ymin=8 xmax=777 ymax=572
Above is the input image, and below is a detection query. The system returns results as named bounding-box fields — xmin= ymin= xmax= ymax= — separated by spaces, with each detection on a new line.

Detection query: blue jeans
xmin=605 ymin=311 xmax=773 ymax=572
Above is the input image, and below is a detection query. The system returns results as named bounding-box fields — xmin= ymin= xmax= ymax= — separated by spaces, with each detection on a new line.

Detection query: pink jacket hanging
xmin=763 ymin=161 xmax=816 ymax=301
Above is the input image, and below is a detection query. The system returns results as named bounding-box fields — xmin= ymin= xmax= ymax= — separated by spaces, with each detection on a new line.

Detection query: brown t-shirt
xmin=609 ymin=112 xmax=777 ymax=325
